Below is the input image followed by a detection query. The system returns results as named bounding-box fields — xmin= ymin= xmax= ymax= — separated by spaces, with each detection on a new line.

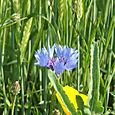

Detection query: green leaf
xmin=94 ymin=101 xmax=104 ymax=114
xmin=76 ymin=95 xmax=84 ymax=111
xmin=90 ymin=42 xmax=100 ymax=101
xmin=89 ymin=42 xmax=104 ymax=114
xmin=6 ymin=97 xmax=11 ymax=107
xmin=48 ymin=70 xmax=77 ymax=114
xmin=76 ymin=110 xmax=83 ymax=115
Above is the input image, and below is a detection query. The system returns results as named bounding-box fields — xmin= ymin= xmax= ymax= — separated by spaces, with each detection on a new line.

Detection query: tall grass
xmin=0 ymin=0 xmax=115 ymax=114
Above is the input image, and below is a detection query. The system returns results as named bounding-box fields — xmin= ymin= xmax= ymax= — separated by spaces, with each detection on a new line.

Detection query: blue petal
xmin=65 ymin=59 xmax=78 ymax=70
xmin=34 ymin=48 xmax=49 ymax=67
xmin=53 ymin=59 xmax=65 ymax=75
xmin=61 ymin=46 xmax=77 ymax=60
xmin=64 ymin=49 xmax=78 ymax=70
xmin=48 ymin=44 xmax=56 ymax=58
xmin=62 ymin=46 xmax=71 ymax=59
xmin=68 ymin=51 xmax=79 ymax=61
xmin=55 ymin=45 xmax=63 ymax=57
xmin=41 ymin=47 xmax=48 ymax=54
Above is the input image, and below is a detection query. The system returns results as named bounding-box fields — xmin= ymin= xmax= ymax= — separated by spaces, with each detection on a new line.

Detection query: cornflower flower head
xmin=35 ymin=47 xmax=49 ymax=67
xmin=35 ymin=44 xmax=78 ymax=76
xmin=55 ymin=45 xmax=78 ymax=70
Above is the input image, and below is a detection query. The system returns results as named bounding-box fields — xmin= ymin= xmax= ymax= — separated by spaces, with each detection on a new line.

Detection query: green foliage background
xmin=0 ymin=0 xmax=115 ymax=114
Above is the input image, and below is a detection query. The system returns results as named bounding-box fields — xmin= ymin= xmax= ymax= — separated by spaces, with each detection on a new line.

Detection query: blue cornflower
xmin=53 ymin=58 xmax=65 ymax=75
xmin=35 ymin=44 xmax=56 ymax=68
xmin=35 ymin=47 xmax=49 ymax=67
xmin=55 ymin=45 xmax=78 ymax=70
xmin=35 ymin=44 xmax=78 ymax=75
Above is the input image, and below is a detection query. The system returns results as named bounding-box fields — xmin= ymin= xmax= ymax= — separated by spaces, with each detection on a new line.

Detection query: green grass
xmin=0 ymin=0 xmax=115 ymax=114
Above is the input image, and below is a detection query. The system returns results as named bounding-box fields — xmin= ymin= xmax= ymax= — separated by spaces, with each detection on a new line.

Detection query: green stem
xmin=43 ymin=68 xmax=47 ymax=114
xmin=78 ymin=35 xmax=80 ymax=91
xmin=21 ymin=64 xmax=25 ymax=115
xmin=1 ymin=28 xmax=7 ymax=114
xmin=77 ymin=22 xmax=80 ymax=91
xmin=11 ymin=95 xmax=17 ymax=115
xmin=105 ymin=0 xmax=114 ymax=110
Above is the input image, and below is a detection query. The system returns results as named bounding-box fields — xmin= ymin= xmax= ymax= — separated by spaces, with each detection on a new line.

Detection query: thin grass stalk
xmin=68 ymin=0 xmax=73 ymax=47
xmin=37 ymin=0 xmax=42 ymax=106
xmin=0 ymin=0 xmax=3 ymax=20
xmin=100 ymin=0 xmax=110 ymax=60
xmin=100 ymin=16 xmax=115 ymax=63
xmin=49 ymin=89 xmax=56 ymax=114
xmin=93 ymin=0 xmax=97 ymax=22
xmin=41 ymin=1 xmax=48 ymax=114
xmin=84 ymin=0 xmax=93 ymax=37
xmin=39 ymin=69 xmax=42 ymax=102
xmin=11 ymin=95 xmax=16 ymax=115
xmin=10 ymin=0 xmax=16 ymax=82
xmin=100 ymin=0 xmax=110 ymax=61
xmin=21 ymin=63 xmax=25 ymax=115
xmin=20 ymin=17 xmax=32 ymax=115
xmin=47 ymin=2 xmax=56 ymax=114
xmin=26 ymin=83 xmax=31 ymax=115
xmin=43 ymin=31 xmax=48 ymax=115
xmin=27 ymin=40 xmax=31 ymax=71
xmin=0 ymin=17 xmax=27 ymax=30
xmin=1 ymin=29 xmax=7 ymax=114
xmin=38 ymin=0 xmax=42 ymax=30
xmin=105 ymin=0 xmax=114 ymax=111
xmin=43 ymin=68 xmax=47 ymax=114
xmin=66 ymin=0 xmax=68 ymax=45
xmin=54 ymin=0 xmax=58 ymax=26
xmin=78 ymin=34 xmax=80 ymax=91
xmin=14 ymin=96 xmax=18 ymax=115
xmin=104 ymin=0 xmax=110 ymax=25
xmin=10 ymin=1 xmax=19 ymax=111
xmin=77 ymin=22 xmax=80 ymax=91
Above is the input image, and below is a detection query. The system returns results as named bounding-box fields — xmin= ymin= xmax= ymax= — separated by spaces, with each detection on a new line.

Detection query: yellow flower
xmin=56 ymin=85 xmax=88 ymax=115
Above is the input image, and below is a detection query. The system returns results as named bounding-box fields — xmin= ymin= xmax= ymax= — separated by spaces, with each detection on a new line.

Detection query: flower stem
xmin=11 ymin=95 xmax=17 ymax=115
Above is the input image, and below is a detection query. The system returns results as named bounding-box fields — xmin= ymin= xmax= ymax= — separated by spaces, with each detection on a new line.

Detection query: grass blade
xmin=89 ymin=42 xmax=104 ymax=114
